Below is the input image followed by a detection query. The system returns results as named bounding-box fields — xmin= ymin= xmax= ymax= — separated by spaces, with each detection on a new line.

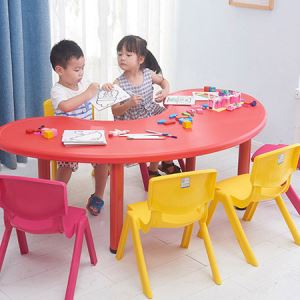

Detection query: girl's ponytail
xmin=143 ymin=50 xmax=162 ymax=74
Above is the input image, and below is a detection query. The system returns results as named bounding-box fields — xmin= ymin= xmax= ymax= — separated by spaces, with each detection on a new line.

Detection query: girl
xmin=103 ymin=35 xmax=181 ymax=177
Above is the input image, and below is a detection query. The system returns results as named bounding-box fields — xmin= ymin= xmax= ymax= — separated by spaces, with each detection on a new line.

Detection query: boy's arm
xmin=151 ymin=72 xmax=170 ymax=102
xmin=58 ymin=83 xmax=99 ymax=112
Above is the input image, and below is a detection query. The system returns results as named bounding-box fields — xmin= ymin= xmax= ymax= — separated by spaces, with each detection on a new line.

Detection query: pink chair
xmin=0 ymin=175 xmax=97 ymax=300
xmin=252 ymin=144 xmax=300 ymax=214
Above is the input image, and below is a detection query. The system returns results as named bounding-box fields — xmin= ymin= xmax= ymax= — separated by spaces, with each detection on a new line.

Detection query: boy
xmin=50 ymin=39 xmax=108 ymax=216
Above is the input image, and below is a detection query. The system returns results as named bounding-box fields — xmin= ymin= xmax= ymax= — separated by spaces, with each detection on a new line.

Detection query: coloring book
xmin=92 ymin=85 xmax=130 ymax=111
xmin=62 ymin=130 xmax=107 ymax=145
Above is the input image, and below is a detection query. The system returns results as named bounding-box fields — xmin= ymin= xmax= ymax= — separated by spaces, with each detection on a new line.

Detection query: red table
xmin=0 ymin=89 xmax=266 ymax=252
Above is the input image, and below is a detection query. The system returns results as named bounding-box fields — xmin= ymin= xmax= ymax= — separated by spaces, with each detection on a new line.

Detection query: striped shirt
xmin=51 ymin=79 xmax=93 ymax=120
xmin=115 ymin=68 xmax=165 ymax=120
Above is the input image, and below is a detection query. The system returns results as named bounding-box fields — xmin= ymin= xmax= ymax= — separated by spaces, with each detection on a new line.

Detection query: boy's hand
xmin=127 ymin=95 xmax=142 ymax=108
xmin=86 ymin=82 xmax=100 ymax=99
xmin=101 ymin=83 xmax=114 ymax=91
xmin=155 ymin=89 xmax=168 ymax=102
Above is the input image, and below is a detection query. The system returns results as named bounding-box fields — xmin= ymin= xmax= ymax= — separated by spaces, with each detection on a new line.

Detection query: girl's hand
xmin=101 ymin=83 xmax=114 ymax=91
xmin=155 ymin=89 xmax=168 ymax=102
xmin=128 ymin=95 xmax=142 ymax=108
xmin=86 ymin=82 xmax=100 ymax=99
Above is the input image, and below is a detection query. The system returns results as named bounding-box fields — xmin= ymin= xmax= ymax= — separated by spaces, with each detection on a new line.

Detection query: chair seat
xmin=128 ymin=202 xmax=151 ymax=226
xmin=216 ymin=174 xmax=252 ymax=202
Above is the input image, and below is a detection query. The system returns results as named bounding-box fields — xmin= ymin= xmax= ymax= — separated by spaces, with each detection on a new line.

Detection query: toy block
xmin=204 ymin=86 xmax=210 ymax=92
xmin=187 ymin=109 xmax=195 ymax=114
xmin=202 ymin=104 xmax=209 ymax=109
xmin=163 ymin=120 xmax=176 ymax=125
xmin=195 ymin=108 xmax=203 ymax=114
xmin=42 ymin=130 xmax=54 ymax=139
xmin=41 ymin=128 xmax=58 ymax=139
xmin=182 ymin=112 xmax=191 ymax=117
xmin=178 ymin=118 xmax=185 ymax=124
xmin=169 ymin=113 xmax=177 ymax=119
xmin=182 ymin=120 xmax=192 ymax=129
xmin=176 ymin=115 xmax=189 ymax=120
xmin=209 ymin=86 xmax=216 ymax=92
xmin=157 ymin=119 xmax=166 ymax=124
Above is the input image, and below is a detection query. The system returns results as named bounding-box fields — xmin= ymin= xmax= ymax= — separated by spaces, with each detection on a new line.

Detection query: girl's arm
xmin=58 ymin=83 xmax=99 ymax=112
xmin=151 ymin=72 xmax=170 ymax=102
xmin=111 ymin=95 xmax=142 ymax=116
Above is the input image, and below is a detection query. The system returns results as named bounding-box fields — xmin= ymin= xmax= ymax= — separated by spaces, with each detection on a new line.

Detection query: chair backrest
xmin=251 ymin=144 xmax=300 ymax=193
xmin=0 ymin=175 xmax=68 ymax=234
xmin=43 ymin=98 xmax=95 ymax=119
xmin=43 ymin=98 xmax=55 ymax=117
xmin=147 ymin=170 xmax=217 ymax=227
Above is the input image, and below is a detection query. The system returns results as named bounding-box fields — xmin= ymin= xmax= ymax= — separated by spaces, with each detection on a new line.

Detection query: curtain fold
xmin=0 ymin=0 xmax=52 ymax=169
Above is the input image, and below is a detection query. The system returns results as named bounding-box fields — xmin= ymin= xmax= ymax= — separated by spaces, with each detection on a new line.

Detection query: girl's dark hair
xmin=117 ymin=35 xmax=162 ymax=74
xmin=50 ymin=39 xmax=84 ymax=70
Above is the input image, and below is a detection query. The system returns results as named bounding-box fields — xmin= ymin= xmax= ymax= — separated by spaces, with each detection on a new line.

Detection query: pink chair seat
xmin=0 ymin=175 xmax=97 ymax=300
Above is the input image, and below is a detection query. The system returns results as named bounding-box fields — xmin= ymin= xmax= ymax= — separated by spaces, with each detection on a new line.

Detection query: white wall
xmin=172 ymin=0 xmax=300 ymax=144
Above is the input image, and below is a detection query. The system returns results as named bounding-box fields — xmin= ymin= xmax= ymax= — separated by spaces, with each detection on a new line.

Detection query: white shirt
xmin=51 ymin=79 xmax=93 ymax=120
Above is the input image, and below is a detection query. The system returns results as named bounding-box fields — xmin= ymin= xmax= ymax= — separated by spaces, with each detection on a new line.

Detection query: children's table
xmin=0 ymin=89 xmax=266 ymax=252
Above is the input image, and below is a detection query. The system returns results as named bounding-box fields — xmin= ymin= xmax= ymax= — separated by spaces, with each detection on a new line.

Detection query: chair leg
xmin=129 ymin=216 xmax=153 ymax=299
xmin=65 ymin=221 xmax=85 ymax=300
xmin=201 ymin=221 xmax=222 ymax=285
xmin=242 ymin=202 xmax=259 ymax=221
xmin=180 ymin=224 xmax=193 ymax=248
xmin=51 ymin=160 xmax=57 ymax=180
xmin=286 ymin=186 xmax=300 ymax=215
xmin=139 ymin=163 xmax=149 ymax=191
xmin=178 ymin=159 xmax=186 ymax=172
xmin=198 ymin=200 xmax=218 ymax=238
xmin=16 ymin=229 xmax=28 ymax=255
xmin=207 ymin=199 xmax=219 ymax=226
xmin=0 ymin=228 xmax=12 ymax=271
xmin=275 ymin=195 xmax=300 ymax=245
xmin=84 ymin=218 xmax=97 ymax=265
xmin=116 ymin=214 xmax=130 ymax=260
xmin=221 ymin=198 xmax=258 ymax=266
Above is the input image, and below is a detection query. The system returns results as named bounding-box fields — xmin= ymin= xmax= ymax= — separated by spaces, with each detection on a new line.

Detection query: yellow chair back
xmin=250 ymin=144 xmax=300 ymax=199
xmin=146 ymin=170 xmax=217 ymax=228
xmin=43 ymin=99 xmax=55 ymax=117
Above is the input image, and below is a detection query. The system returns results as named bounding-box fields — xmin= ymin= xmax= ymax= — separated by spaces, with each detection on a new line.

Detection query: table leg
xmin=238 ymin=140 xmax=251 ymax=175
xmin=185 ymin=157 xmax=196 ymax=171
xmin=110 ymin=163 xmax=124 ymax=253
xmin=38 ymin=159 xmax=50 ymax=179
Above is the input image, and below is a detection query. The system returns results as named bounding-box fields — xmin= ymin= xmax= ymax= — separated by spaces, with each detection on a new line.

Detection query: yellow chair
xmin=43 ymin=99 xmax=57 ymax=179
xmin=203 ymin=144 xmax=300 ymax=267
xmin=116 ymin=170 xmax=221 ymax=299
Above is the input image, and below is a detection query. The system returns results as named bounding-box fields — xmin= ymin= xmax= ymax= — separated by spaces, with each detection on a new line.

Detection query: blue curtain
xmin=0 ymin=0 xmax=52 ymax=169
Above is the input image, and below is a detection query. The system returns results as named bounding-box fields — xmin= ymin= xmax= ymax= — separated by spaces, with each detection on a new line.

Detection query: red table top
xmin=0 ymin=89 xmax=266 ymax=164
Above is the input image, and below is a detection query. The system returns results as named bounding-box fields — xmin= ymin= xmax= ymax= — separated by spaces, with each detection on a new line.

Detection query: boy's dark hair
xmin=117 ymin=35 xmax=162 ymax=74
xmin=50 ymin=39 xmax=84 ymax=70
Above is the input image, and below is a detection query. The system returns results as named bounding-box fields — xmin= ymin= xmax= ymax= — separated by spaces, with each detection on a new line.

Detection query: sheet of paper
xmin=164 ymin=95 xmax=195 ymax=106
xmin=91 ymin=85 xmax=130 ymax=111
xmin=62 ymin=130 xmax=107 ymax=145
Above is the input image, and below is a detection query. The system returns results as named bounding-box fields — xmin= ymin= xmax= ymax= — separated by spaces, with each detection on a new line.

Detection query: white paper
xmin=164 ymin=95 xmax=195 ymax=106
xmin=62 ymin=130 xmax=107 ymax=145
xmin=91 ymin=85 xmax=130 ymax=111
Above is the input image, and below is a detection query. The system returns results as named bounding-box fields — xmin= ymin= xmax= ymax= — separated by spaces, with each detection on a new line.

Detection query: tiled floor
xmin=0 ymin=147 xmax=300 ymax=299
